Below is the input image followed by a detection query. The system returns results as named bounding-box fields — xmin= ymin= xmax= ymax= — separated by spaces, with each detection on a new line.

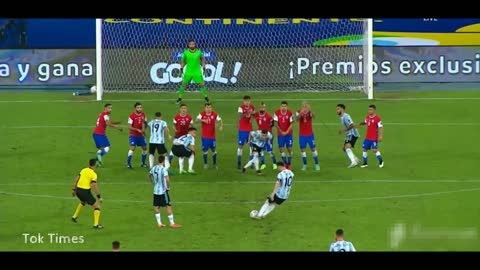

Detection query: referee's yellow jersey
xmin=76 ymin=168 xmax=98 ymax=189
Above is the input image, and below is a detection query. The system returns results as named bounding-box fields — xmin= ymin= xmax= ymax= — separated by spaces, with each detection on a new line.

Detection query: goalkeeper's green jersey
xmin=182 ymin=49 xmax=203 ymax=74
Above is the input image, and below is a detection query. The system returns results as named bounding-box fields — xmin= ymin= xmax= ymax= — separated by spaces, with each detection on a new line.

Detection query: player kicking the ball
xmin=196 ymin=103 xmax=223 ymax=169
xmin=336 ymin=104 xmax=360 ymax=168
xmin=176 ymin=39 xmax=209 ymax=104
xmin=251 ymin=161 xmax=294 ymax=219
xmin=356 ymin=105 xmax=384 ymax=168
xmin=296 ymin=102 xmax=320 ymax=171
xmin=242 ymin=129 xmax=273 ymax=176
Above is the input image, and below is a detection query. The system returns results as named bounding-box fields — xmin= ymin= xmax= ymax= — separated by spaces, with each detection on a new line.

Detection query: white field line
xmin=0 ymin=187 xmax=479 ymax=205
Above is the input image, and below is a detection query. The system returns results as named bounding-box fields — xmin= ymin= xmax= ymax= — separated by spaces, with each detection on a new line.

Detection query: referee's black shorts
xmin=76 ymin=188 xmax=96 ymax=205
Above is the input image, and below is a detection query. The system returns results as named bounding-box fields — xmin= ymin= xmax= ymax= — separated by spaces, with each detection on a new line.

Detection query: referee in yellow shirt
xmin=71 ymin=158 xmax=103 ymax=229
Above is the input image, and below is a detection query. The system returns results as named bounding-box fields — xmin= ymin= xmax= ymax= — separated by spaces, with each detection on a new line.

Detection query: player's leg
xmin=72 ymin=195 xmax=85 ymax=223
xmin=194 ymin=73 xmax=209 ymax=103
xmin=299 ymin=136 xmax=308 ymax=170
xmin=309 ymin=135 xmax=320 ymax=171
xmin=159 ymin=145 xmax=170 ymax=169
xmin=153 ymin=194 xmax=165 ymax=227
xmin=140 ymin=137 xmax=148 ymax=167
xmin=164 ymin=191 xmax=181 ymax=228
xmin=268 ymin=137 xmax=277 ymax=169
xmin=202 ymin=138 xmax=209 ymax=169
xmin=148 ymin=143 xmax=156 ymax=169
xmin=176 ymin=74 xmax=192 ymax=104
xmin=344 ymin=136 xmax=359 ymax=168
xmin=286 ymin=135 xmax=293 ymax=169
xmin=260 ymin=151 xmax=266 ymax=169
xmin=361 ymin=139 xmax=370 ymax=168
xmin=187 ymin=150 xmax=196 ymax=174
xmin=242 ymin=147 xmax=257 ymax=173
xmin=211 ymin=140 xmax=217 ymax=169
xmin=127 ymin=136 xmax=136 ymax=169
xmin=91 ymin=196 xmax=102 ymax=229
xmin=372 ymin=141 xmax=384 ymax=168
xmin=237 ymin=131 xmax=247 ymax=169
xmin=278 ymin=136 xmax=287 ymax=164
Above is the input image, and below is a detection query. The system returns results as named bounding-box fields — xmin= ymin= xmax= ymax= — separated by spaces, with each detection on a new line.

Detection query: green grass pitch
xmin=0 ymin=90 xmax=479 ymax=251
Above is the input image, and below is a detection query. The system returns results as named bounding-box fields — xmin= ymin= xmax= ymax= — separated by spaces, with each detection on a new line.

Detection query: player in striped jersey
xmin=336 ymin=104 xmax=360 ymax=168
xmin=149 ymin=156 xmax=181 ymax=228
xmin=252 ymin=161 xmax=294 ymax=219
xmin=241 ymin=129 xmax=273 ymax=176
xmin=147 ymin=112 xmax=172 ymax=169
xmin=329 ymin=229 xmax=356 ymax=252
xmin=171 ymin=127 xmax=197 ymax=174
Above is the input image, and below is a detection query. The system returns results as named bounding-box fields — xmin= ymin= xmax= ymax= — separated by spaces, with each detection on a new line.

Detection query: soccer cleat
xmin=141 ymin=164 xmax=148 ymax=168
xmin=179 ymin=170 xmax=187 ymax=174
xmin=360 ymin=163 xmax=368 ymax=168
xmin=175 ymin=98 xmax=182 ymax=105
xmin=93 ymin=224 xmax=104 ymax=229
xmin=272 ymin=164 xmax=277 ymax=170
xmin=314 ymin=164 xmax=321 ymax=171
xmin=348 ymin=162 xmax=358 ymax=168
xmin=96 ymin=157 xmax=103 ymax=167
xmin=241 ymin=168 xmax=246 ymax=174
xmin=301 ymin=165 xmax=307 ymax=171
xmin=256 ymin=170 xmax=264 ymax=176
xmin=170 ymin=223 xmax=182 ymax=228
xmin=127 ymin=164 xmax=133 ymax=169
xmin=260 ymin=164 xmax=266 ymax=170
xmin=379 ymin=161 xmax=384 ymax=168
xmin=71 ymin=217 xmax=78 ymax=223
xmin=157 ymin=224 xmax=166 ymax=228
xmin=187 ymin=169 xmax=197 ymax=175
xmin=213 ymin=165 xmax=218 ymax=170
xmin=203 ymin=164 xmax=208 ymax=169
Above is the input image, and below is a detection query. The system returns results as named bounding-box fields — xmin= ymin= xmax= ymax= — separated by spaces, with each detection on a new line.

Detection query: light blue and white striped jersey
xmin=340 ymin=113 xmax=360 ymax=138
xmin=173 ymin=134 xmax=195 ymax=148
xmin=149 ymin=165 xmax=169 ymax=195
xmin=329 ymin=240 xmax=356 ymax=252
xmin=148 ymin=119 xmax=168 ymax=144
xmin=275 ymin=169 xmax=294 ymax=199
xmin=250 ymin=130 xmax=273 ymax=148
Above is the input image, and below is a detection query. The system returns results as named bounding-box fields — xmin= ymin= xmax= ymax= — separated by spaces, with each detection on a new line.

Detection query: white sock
xmin=169 ymin=150 xmax=174 ymax=156
xmin=128 ymin=150 xmax=134 ymax=157
xmin=168 ymin=214 xmax=175 ymax=225
xmin=237 ymin=148 xmax=242 ymax=156
xmin=179 ymin=157 xmax=185 ymax=171
xmin=164 ymin=157 xmax=170 ymax=169
xmin=301 ymin=152 xmax=307 ymax=158
xmin=258 ymin=200 xmax=270 ymax=216
xmin=149 ymin=154 xmax=155 ymax=168
xmin=249 ymin=147 xmax=253 ymax=156
xmin=312 ymin=150 xmax=318 ymax=157
xmin=376 ymin=151 xmax=382 ymax=157
xmin=281 ymin=152 xmax=286 ymax=159
xmin=188 ymin=154 xmax=195 ymax=171
xmin=142 ymin=150 xmax=148 ymax=155
xmin=363 ymin=151 xmax=368 ymax=158
xmin=253 ymin=153 xmax=259 ymax=170
xmin=345 ymin=148 xmax=356 ymax=163
xmin=155 ymin=213 xmax=162 ymax=225
xmin=244 ymin=156 xmax=254 ymax=168
xmin=262 ymin=203 xmax=276 ymax=217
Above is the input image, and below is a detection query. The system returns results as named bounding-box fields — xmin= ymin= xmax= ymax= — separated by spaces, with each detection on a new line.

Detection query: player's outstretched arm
xmin=148 ymin=173 xmax=154 ymax=183
xmin=378 ymin=126 xmax=384 ymax=142
xmin=166 ymin=175 xmax=170 ymax=190
xmin=201 ymin=56 xmax=206 ymax=73
xmin=106 ymin=120 xmax=122 ymax=131
xmin=164 ymin=126 xmax=173 ymax=140
xmin=217 ymin=117 xmax=223 ymax=131
xmin=91 ymin=182 xmax=102 ymax=202
xmin=71 ymin=174 xmax=80 ymax=196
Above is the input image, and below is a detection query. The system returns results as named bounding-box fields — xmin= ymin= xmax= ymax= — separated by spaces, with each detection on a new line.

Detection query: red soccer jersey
xmin=254 ymin=112 xmax=273 ymax=133
xmin=296 ymin=110 xmax=314 ymax=136
xmin=128 ymin=112 xmax=147 ymax=137
xmin=273 ymin=109 xmax=294 ymax=136
xmin=93 ymin=111 xmax=110 ymax=135
xmin=238 ymin=105 xmax=255 ymax=132
xmin=173 ymin=114 xmax=193 ymax=138
xmin=364 ymin=115 xmax=383 ymax=141
xmin=197 ymin=111 xmax=221 ymax=139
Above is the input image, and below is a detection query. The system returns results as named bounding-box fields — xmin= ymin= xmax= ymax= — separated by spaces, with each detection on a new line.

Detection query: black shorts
xmin=171 ymin=145 xmax=192 ymax=157
xmin=250 ymin=143 xmax=263 ymax=153
xmin=268 ymin=194 xmax=286 ymax=205
xmin=76 ymin=188 xmax=96 ymax=205
xmin=149 ymin=143 xmax=167 ymax=155
xmin=344 ymin=135 xmax=359 ymax=148
xmin=153 ymin=191 xmax=171 ymax=207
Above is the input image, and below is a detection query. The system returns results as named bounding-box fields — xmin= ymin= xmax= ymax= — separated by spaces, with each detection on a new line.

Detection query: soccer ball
xmin=250 ymin=210 xmax=258 ymax=218
xmin=90 ymin=85 xmax=97 ymax=93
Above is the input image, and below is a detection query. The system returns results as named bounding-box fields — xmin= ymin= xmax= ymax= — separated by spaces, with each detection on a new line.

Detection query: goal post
xmin=96 ymin=18 xmax=374 ymax=100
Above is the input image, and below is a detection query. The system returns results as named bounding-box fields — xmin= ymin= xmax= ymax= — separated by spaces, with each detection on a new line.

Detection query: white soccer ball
xmin=90 ymin=85 xmax=97 ymax=93
xmin=250 ymin=210 xmax=258 ymax=218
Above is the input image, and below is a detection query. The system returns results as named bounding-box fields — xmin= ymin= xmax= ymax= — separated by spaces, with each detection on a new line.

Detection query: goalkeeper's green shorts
xmin=182 ymin=72 xmax=204 ymax=84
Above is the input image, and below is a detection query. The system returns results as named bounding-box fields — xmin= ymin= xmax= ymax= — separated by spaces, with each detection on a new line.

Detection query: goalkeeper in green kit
xmin=176 ymin=39 xmax=210 ymax=104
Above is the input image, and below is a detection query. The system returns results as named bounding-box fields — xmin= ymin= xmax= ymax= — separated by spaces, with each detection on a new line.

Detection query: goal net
xmin=96 ymin=18 xmax=373 ymax=99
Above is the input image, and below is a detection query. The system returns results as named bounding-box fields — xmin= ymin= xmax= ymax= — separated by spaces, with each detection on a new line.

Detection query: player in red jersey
xmin=254 ymin=102 xmax=277 ymax=170
xmin=168 ymin=104 xmax=194 ymax=165
xmin=296 ymin=102 xmax=320 ymax=171
xmin=92 ymin=103 xmax=122 ymax=166
xmin=237 ymin=95 xmax=255 ymax=169
xmin=196 ymin=103 xmax=223 ymax=169
xmin=356 ymin=105 xmax=384 ymax=168
xmin=126 ymin=102 xmax=148 ymax=169
xmin=273 ymin=101 xmax=294 ymax=169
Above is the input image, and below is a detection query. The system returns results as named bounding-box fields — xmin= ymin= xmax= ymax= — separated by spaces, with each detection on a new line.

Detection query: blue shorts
xmin=201 ymin=138 xmax=216 ymax=152
xmin=265 ymin=137 xmax=274 ymax=152
xmin=238 ymin=131 xmax=250 ymax=146
xmin=299 ymin=134 xmax=316 ymax=149
xmin=362 ymin=139 xmax=378 ymax=150
xmin=129 ymin=136 xmax=147 ymax=147
xmin=93 ymin=134 xmax=110 ymax=149
xmin=277 ymin=134 xmax=293 ymax=148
